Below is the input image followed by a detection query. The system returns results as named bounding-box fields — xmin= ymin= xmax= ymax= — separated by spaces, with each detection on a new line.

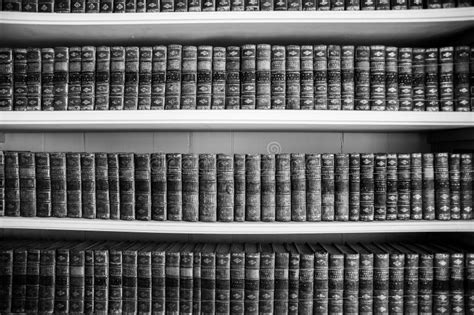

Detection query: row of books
xmin=0 ymin=45 xmax=472 ymax=111
xmin=2 ymin=151 xmax=472 ymax=221
xmin=1 ymin=240 xmax=473 ymax=314
xmin=1 ymin=0 xmax=471 ymax=12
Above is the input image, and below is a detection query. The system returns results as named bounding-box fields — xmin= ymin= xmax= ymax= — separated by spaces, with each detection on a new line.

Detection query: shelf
xmin=0 ymin=111 xmax=473 ymax=132
xmin=1 ymin=217 xmax=472 ymax=234
xmin=1 ymin=9 xmax=473 ymax=46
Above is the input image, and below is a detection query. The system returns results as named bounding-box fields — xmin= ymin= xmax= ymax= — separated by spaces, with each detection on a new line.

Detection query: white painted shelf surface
xmin=1 ymin=217 xmax=472 ymax=234
xmin=1 ymin=9 xmax=473 ymax=46
xmin=1 ymin=111 xmax=473 ymax=131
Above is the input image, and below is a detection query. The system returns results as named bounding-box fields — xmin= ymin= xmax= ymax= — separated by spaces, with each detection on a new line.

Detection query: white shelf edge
xmin=1 ymin=217 xmax=473 ymax=234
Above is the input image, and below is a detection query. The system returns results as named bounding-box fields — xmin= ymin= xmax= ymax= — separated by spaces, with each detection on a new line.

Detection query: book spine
xmin=108 ymin=249 xmax=122 ymax=313
xmin=138 ymin=47 xmax=152 ymax=110
xmin=398 ymin=47 xmax=413 ymax=111
xmin=397 ymin=153 xmax=411 ymax=220
xmin=375 ymin=0 xmax=389 ymax=9
xmin=391 ymin=0 xmax=407 ymax=8
xmin=245 ymin=154 xmax=261 ymax=221
xmin=26 ymin=48 xmax=41 ymax=110
xmin=275 ymin=154 xmax=292 ymax=222
xmin=95 ymin=46 xmax=110 ymax=110
xmin=471 ymin=47 xmax=474 ymax=111
xmin=287 ymin=0 xmax=300 ymax=9
xmin=370 ymin=45 xmax=385 ymax=110
xmin=388 ymin=253 xmax=405 ymax=314
xmin=449 ymin=153 xmax=461 ymax=220
xmin=107 ymin=153 xmax=120 ymax=220
xmin=286 ymin=45 xmax=301 ymax=109
xmin=433 ymin=253 xmax=450 ymax=314
xmin=327 ymin=45 xmax=341 ymax=110
xmin=119 ymin=153 xmax=135 ymax=220
xmin=385 ymin=46 xmax=399 ymax=111
xmin=196 ymin=46 xmax=213 ymax=110
xmin=241 ymin=44 xmax=256 ymax=109
xmin=422 ymin=153 xmax=436 ymax=220
xmin=261 ymin=154 xmax=276 ymax=222
xmin=160 ymin=0 xmax=174 ymax=12
xmin=341 ymin=45 xmax=355 ymax=110
xmin=212 ymin=47 xmax=226 ymax=109
xmin=179 ymin=251 xmax=193 ymax=315
xmin=302 ymin=0 xmax=315 ymax=9
xmin=182 ymin=153 xmax=199 ymax=222
xmin=124 ymin=46 xmax=139 ymax=110
xmin=93 ymin=249 xmax=108 ymax=313
xmin=245 ymin=252 xmax=260 ymax=314
xmin=460 ymin=153 xmax=473 ymax=220
xmin=217 ymin=154 xmax=234 ymax=221
xmin=230 ymin=251 xmax=245 ymax=314
xmin=216 ymin=0 xmax=230 ymax=10
xmin=408 ymin=0 xmax=422 ymax=8
xmin=448 ymin=252 xmax=464 ymax=314
xmin=298 ymin=252 xmax=314 ymax=314
xmin=440 ymin=47 xmax=454 ymax=111
xmin=349 ymin=153 xmax=360 ymax=221
xmin=81 ymin=46 xmax=95 ymax=110
xmin=343 ymin=253 xmax=359 ymax=314
xmin=109 ymin=46 xmax=125 ymax=110
xmin=199 ymin=154 xmax=217 ymax=222
xmin=328 ymin=253 xmax=344 ymax=314
xmin=289 ymin=250 xmax=300 ymax=314
xmin=165 ymin=45 xmax=182 ymax=109
xmin=151 ymin=153 xmax=167 ymax=220
xmin=11 ymin=249 xmax=27 ymax=313
xmin=425 ymin=48 xmax=439 ymax=111
xmin=54 ymin=248 xmax=69 ymax=313
xmin=313 ymin=251 xmax=329 ymax=314
xmin=360 ymin=153 xmax=374 ymax=221
xmin=358 ymin=252 xmax=373 ymax=314
xmin=466 ymin=253 xmax=474 ymax=314
xmin=403 ymin=253 xmax=419 ymax=313
xmin=271 ymin=45 xmax=286 ymax=109
xmin=374 ymin=153 xmax=387 ymax=220
xmin=151 ymin=250 xmax=166 ymax=314
xmin=151 ymin=46 xmax=167 ymax=110
xmin=81 ymin=153 xmax=96 ymax=219
xmin=258 ymin=252 xmax=275 ymax=314
xmin=95 ymin=153 xmax=110 ymax=219
xmin=300 ymin=45 xmax=314 ymax=109
xmin=411 ymin=153 xmax=423 ymax=219
xmin=69 ymin=249 xmax=85 ymax=313
xmin=346 ymin=0 xmax=360 ymax=9
xmin=125 ymin=0 xmax=136 ymax=12
xmin=386 ymin=153 xmax=398 ymax=220
xmin=25 ymin=249 xmax=40 ymax=313
xmin=167 ymin=153 xmax=182 ymax=220
xmin=40 ymin=48 xmax=54 ymax=111
xmin=3 ymin=0 xmax=21 ymax=10
xmin=274 ymin=251 xmax=289 ymax=314
xmin=291 ymin=153 xmax=306 ymax=221
xmin=70 ymin=0 xmax=84 ymax=11
xmin=0 ymin=152 xmax=4 ymax=215
xmin=35 ymin=153 xmax=51 ymax=217
xmin=18 ymin=152 xmax=36 ymax=217
xmin=273 ymin=0 xmax=287 ymax=10
xmin=100 ymin=0 xmax=113 ymax=11
xmin=174 ymin=0 xmax=186 ymax=11
xmin=13 ymin=48 xmax=27 ymax=111
xmin=84 ymin=249 xmax=94 ymax=313
xmin=330 ymin=0 xmax=344 ymax=9
xmin=225 ymin=46 xmax=240 ymax=109
xmin=335 ymin=153 xmax=349 ymax=221
xmin=412 ymin=48 xmax=425 ymax=110
xmin=418 ymin=252 xmax=434 ymax=313
xmin=5 ymin=152 xmax=20 ymax=216
xmin=355 ymin=46 xmax=370 ymax=110
xmin=435 ymin=153 xmax=450 ymax=220
xmin=321 ymin=153 xmax=335 ymax=221
xmin=201 ymin=251 xmax=216 ymax=314
xmin=0 ymin=49 xmax=13 ymax=111
xmin=454 ymin=46 xmax=470 ymax=111
xmin=38 ymin=0 xmax=53 ymax=11
xmin=373 ymin=252 xmax=389 ymax=314
xmin=202 ymin=0 xmax=215 ymax=10
xmin=244 ymin=0 xmax=258 ymax=9
xmin=67 ymin=47 xmax=81 ymax=111
xmin=66 ymin=152 xmax=81 ymax=218
xmin=234 ymin=154 xmax=246 ymax=221
xmin=215 ymin=251 xmax=230 ymax=314
xmin=192 ymin=249 xmax=201 ymax=314
xmin=50 ymin=153 xmax=67 ymax=218
xmin=306 ymin=153 xmax=322 ymax=221
xmin=135 ymin=153 xmax=151 ymax=220
xmin=38 ymin=249 xmax=55 ymax=313
xmin=317 ymin=0 xmax=330 ymax=10
xmin=230 ymin=0 xmax=244 ymax=10
xmin=256 ymin=44 xmax=271 ymax=110
xmin=86 ymin=0 xmax=100 ymax=11
xmin=146 ymin=0 xmax=159 ymax=13
xmin=314 ymin=45 xmax=328 ymax=110
xmin=122 ymin=249 xmax=138 ymax=313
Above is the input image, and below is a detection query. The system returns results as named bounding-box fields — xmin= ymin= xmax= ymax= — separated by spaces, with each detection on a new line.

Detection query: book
xmin=449 ymin=153 xmax=461 ymax=220
xmin=84 ymin=245 xmax=94 ymax=313
xmin=321 ymin=153 xmax=335 ymax=221
xmin=363 ymin=243 xmax=389 ymax=314
xmin=306 ymin=153 xmax=322 ymax=221
xmin=285 ymin=243 xmax=299 ymax=314
xmin=165 ymin=243 xmax=181 ymax=313
xmin=122 ymin=243 xmax=139 ymax=313
xmin=334 ymin=153 xmax=349 ymax=221
xmin=341 ymin=45 xmax=355 ymax=110
xmin=454 ymin=46 xmax=470 ymax=111
xmin=119 ymin=153 xmax=135 ymax=220
xmin=335 ymin=244 xmax=359 ymax=314
xmin=80 ymin=46 xmax=95 ymax=110
xmin=355 ymin=46 xmax=370 ymax=110
xmin=137 ymin=245 xmax=152 ymax=313
xmin=212 ymin=47 xmax=226 ymax=109
xmin=435 ymin=153 xmax=450 ymax=220
xmin=348 ymin=243 xmax=373 ymax=314
xmin=425 ymin=48 xmax=440 ymax=111
xmin=349 ymin=153 xmax=360 ymax=221
xmin=215 ymin=243 xmax=230 ymax=314
xmin=217 ymin=154 xmax=234 ymax=222
xmin=134 ymin=153 xmax=151 ymax=220
xmin=397 ymin=153 xmax=411 ymax=220
xmin=460 ymin=153 xmax=473 ymax=220
xmin=182 ymin=153 xmax=199 ymax=222
xmin=181 ymin=46 xmax=197 ymax=109
xmin=440 ymin=47 xmax=454 ymax=111
xmin=261 ymin=154 xmax=276 ymax=221
xmin=18 ymin=152 xmax=36 ymax=217
xmin=300 ymin=45 xmax=314 ymax=109
xmin=50 ymin=153 xmax=67 ymax=218
xmin=291 ymin=153 xmax=306 ymax=221
xmin=151 ymin=46 xmax=167 ymax=110
xmin=167 ymin=153 xmax=182 ymax=221
xmin=192 ymin=243 xmax=203 ymax=314
xmin=100 ymin=0 xmax=113 ymax=11
xmin=376 ymin=0 xmax=389 ymax=9
xmin=151 ymin=243 xmax=167 ymax=314
xmin=199 ymin=154 xmax=217 ymax=222
xmin=411 ymin=153 xmax=423 ymax=219
xmin=257 ymin=244 xmax=274 ymax=314
xmin=322 ymin=243 xmax=344 ymax=314
xmin=71 ymin=0 xmax=85 ymax=11
xmin=165 ymin=45 xmax=182 ymax=109
xmin=93 ymin=246 xmax=109 ymax=313
xmin=370 ymin=45 xmax=385 ymax=110
xmin=271 ymin=45 xmax=286 ymax=109
xmin=26 ymin=48 xmax=41 ymax=110
xmin=40 ymin=48 xmax=54 ymax=110
xmin=66 ymin=152 xmax=81 ymax=218
xmin=95 ymin=46 xmax=110 ymax=110
xmin=386 ymin=153 xmax=398 ymax=220
xmin=201 ymin=243 xmax=217 ymax=314
xmin=161 ymin=0 xmax=174 ymax=11
xmin=327 ymin=45 xmax=341 ymax=110
xmin=272 ymin=243 xmax=289 ymax=314
xmin=54 ymin=247 xmax=69 ymax=313
xmin=422 ymin=153 xmax=436 ymax=220
xmin=81 ymin=153 xmax=96 ymax=219
xmin=109 ymin=46 xmax=125 ymax=110
xmin=225 ymin=46 xmax=240 ymax=109
xmin=124 ymin=47 xmax=139 ymax=110
xmin=197 ymin=46 xmax=213 ymax=110
xmin=25 ymin=247 xmax=40 ymax=313
xmin=0 ymin=48 xmax=13 ymax=111
xmin=108 ymin=244 xmax=122 ymax=313
xmin=230 ymin=243 xmax=245 ymax=314
xmin=241 ymin=45 xmax=256 ymax=109
xmin=314 ymin=45 xmax=328 ymax=110
xmin=309 ymin=243 xmax=329 ymax=314
xmin=107 ymin=153 xmax=120 ymax=220
xmin=151 ymin=153 xmax=167 ymax=220
xmin=256 ymin=44 xmax=271 ymax=109
xmin=398 ymin=47 xmax=413 ymax=111
xmin=377 ymin=243 xmax=405 ymax=314
xmin=233 ymin=154 xmax=245 ymax=221
xmin=179 ymin=243 xmax=194 ymax=314
xmin=11 ymin=247 xmax=27 ymax=313
xmin=38 ymin=245 xmax=55 ymax=313
xmin=53 ymin=47 xmax=69 ymax=110
xmin=295 ymin=243 xmax=314 ymax=314
xmin=34 ymin=152 xmax=50 ymax=218
xmin=385 ymin=46 xmax=399 ymax=110
xmin=245 ymin=154 xmax=261 ymax=221
xmin=360 ymin=153 xmax=374 ymax=221
xmin=286 ymin=45 xmax=301 ymax=109
xmin=13 ymin=48 xmax=28 ymax=111
xmin=95 ymin=153 xmax=110 ymax=219
xmin=373 ymin=153 xmax=387 ymax=220
xmin=390 ymin=243 xmax=419 ymax=313
xmin=412 ymin=48 xmax=425 ymax=110
xmin=138 ymin=47 xmax=152 ymax=110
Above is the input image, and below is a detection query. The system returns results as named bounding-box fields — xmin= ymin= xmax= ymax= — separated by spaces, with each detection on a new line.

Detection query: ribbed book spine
xmin=374 ymin=153 xmax=387 ymax=220
xmin=86 ymin=0 xmax=100 ymax=11
xmin=182 ymin=153 xmax=199 ymax=222
xmin=313 ymin=249 xmax=328 ymax=314
xmin=25 ymin=249 xmax=40 ymax=313
xmin=433 ymin=253 xmax=450 ymax=314
xmin=217 ymin=154 xmax=234 ymax=222
xmin=449 ymin=153 xmax=461 ymax=220
xmin=197 ymin=46 xmax=213 ymax=109
xmin=286 ymin=45 xmax=301 ymax=109
xmin=357 ymin=249 xmax=373 ymax=314
xmin=245 ymin=154 xmax=261 ymax=221
xmin=26 ymin=48 xmax=41 ymax=110
xmin=95 ymin=46 xmax=110 ymax=110
xmin=466 ymin=253 xmax=474 ymax=314
xmin=360 ymin=153 xmax=374 ymax=221
xmin=417 ymin=250 xmax=434 ymax=313
xmin=335 ymin=153 xmax=349 ymax=221
xmin=35 ymin=153 xmax=51 ymax=217
xmin=317 ymin=0 xmax=330 ymax=10
xmin=138 ymin=47 xmax=152 ymax=110
xmin=411 ymin=153 xmax=423 ymax=219
xmin=94 ymin=249 xmax=108 ymax=313
xmin=297 ymin=249 xmax=313 ymax=314
xmin=66 ymin=152 xmax=81 ymax=218
xmin=373 ymin=251 xmax=389 ymax=314
xmin=151 ymin=153 xmax=166 ymax=220
xmin=273 ymin=248 xmax=288 ymax=314
xmin=122 ymin=249 xmax=138 ymax=313
xmin=109 ymin=46 xmax=125 ymax=110
xmin=84 ymin=248 xmax=94 ymax=313
xmin=13 ymin=48 xmax=27 ymax=111
xmin=119 ymin=153 xmax=135 ymax=220
xmin=167 ymin=153 xmax=182 ymax=221
xmin=386 ymin=153 xmax=398 ymax=220
xmin=440 ymin=47 xmax=454 ymax=111
xmin=291 ymin=153 xmax=306 ymax=221
xmin=370 ymin=45 xmax=385 ymax=110
xmin=388 ymin=251 xmax=405 ymax=314
xmin=274 ymin=0 xmax=287 ymax=9
xmin=454 ymin=46 xmax=470 ymax=111
xmin=300 ymin=45 xmax=314 ymax=109
xmin=81 ymin=46 xmax=95 ymax=110
xmin=165 ymin=44 xmax=182 ymax=109
xmin=385 ymin=46 xmax=399 ymax=110
xmin=343 ymin=251 xmax=359 ymax=314
xmin=460 ymin=153 xmax=473 ymax=220
xmin=349 ymin=154 xmax=360 ymax=221
xmin=50 ymin=152 xmax=67 ymax=217
xmin=100 ymin=0 xmax=113 ymax=11
xmin=11 ymin=249 xmax=27 ymax=313
xmin=81 ymin=153 xmax=96 ymax=219
xmin=180 ymin=250 xmax=193 ymax=315
xmin=314 ymin=45 xmax=327 ymax=110
xmin=0 ymin=152 xmax=3 ymax=216
xmin=215 ymin=248 xmax=230 ymax=314
xmin=38 ymin=0 xmax=53 ymax=11
xmin=276 ymin=153 xmax=291 ymax=222
xmin=471 ymin=47 xmax=474 ymax=111
xmin=256 ymin=44 xmax=271 ymax=109
xmin=306 ymin=153 xmax=321 ymax=221
xmin=5 ymin=152 xmax=20 ymax=216
xmin=225 ymin=46 xmax=240 ymax=109
xmin=355 ymin=46 xmax=370 ymax=110
xmin=135 ymin=153 xmax=151 ymax=220
xmin=108 ymin=248 xmax=122 ymax=313
xmin=38 ymin=249 xmax=55 ymax=313
xmin=18 ymin=152 xmax=36 ymax=217
xmin=69 ymin=247 xmax=85 ymax=313
xmin=398 ymin=47 xmax=413 ymax=111
xmin=341 ymin=45 xmax=355 ymax=110
xmin=192 ymin=247 xmax=201 ymax=314
xmin=261 ymin=154 xmax=276 ymax=222
xmin=271 ymin=45 xmax=286 ymax=109
xmin=138 ymin=250 xmax=152 ymax=313
xmin=425 ymin=48 xmax=439 ymax=111
xmin=321 ymin=154 xmax=335 ymax=221
xmin=412 ymin=48 xmax=425 ymax=110
xmin=67 ymin=47 xmax=81 ymax=110
xmin=435 ymin=153 xmax=450 ymax=220
xmin=201 ymin=249 xmax=216 ymax=314
xmin=230 ymin=248 xmax=244 ymax=314
xmin=397 ymin=153 xmax=411 ymax=220
xmin=217 ymin=0 xmax=230 ymax=10
xmin=199 ymin=154 xmax=217 ymax=222
xmin=39 ymin=49 xmax=53 ymax=110
xmin=151 ymin=249 xmax=166 ymax=314
xmin=376 ymin=0 xmax=389 ymax=9
xmin=54 ymin=248 xmax=69 ymax=313
xmin=107 ymin=153 xmax=120 ymax=220
xmin=327 ymin=251 xmax=344 ymax=313
xmin=161 ymin=0 xmax=174 ymax=12
xmin=0 ymin=48 xmax=13 ymax=111
xmin=327 ymin=45 xmax=341 ymax=110
xmin=212 ymin=47 xmax=226 ymax=109
xmin=124 ymin=46 xmax=139 ymax=110
xmin=448 ymin=251 xmax=464 ymax=314
xmin=403 ymin=251 xmax=419 ymax=313
xmin=95 ymin=153 xmax=110 ymax=219
xmin=244 ymin=249 xmax=260 ymax=314
xmin=151 ymin=46 xmax=166 ymax=110
xmin=259 ymin=250 xmax=275 ymax=314
xmin=234 ymin=154 xmax=245 ymax=221
xmin=421 ymin=153 xmax=436 ymax=220
xmin=241 ymin=44 xmax=256 ymax=109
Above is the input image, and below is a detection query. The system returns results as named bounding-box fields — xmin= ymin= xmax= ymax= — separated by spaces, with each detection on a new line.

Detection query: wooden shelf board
xmin=1 ymin=217 xmax=472 ymax=234
xmin=1 ymin=9 xmax=473 ymax=46
xmin=0 ymin=111 xmax=473 ymax=131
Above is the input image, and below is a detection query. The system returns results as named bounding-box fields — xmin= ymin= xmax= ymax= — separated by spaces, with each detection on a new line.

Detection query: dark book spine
xmin=212 ymin=47 xmax=226 ymax=109
xmin=397 ymin=153 xmax=411 ymax=220
xmin=386 ymin=153 xmax=398 ymax=220
xmin=167 ymin=153 xmax=182 ymax=220
xmin=19 ymin=152 xmax=36 ymax=217
xmin=0 ymin=250 xmax=11 ymax=312
xmin=38 ymin=249 xmax=55 ymax=313
xmin=199 ymin=154 xmax=217 ymax=222
xmin=230 ymin=251 xmax=245 ymax=314
xmin=306 ymin=153 xmax=322 ymax=221
xmin=81 ymin=153 xmax=96 ymax=219
xmin=273 ymin=0 xmax=287 ymax=10
xmin=411 ymin=153 xmax=423 ymax=219
xmin=313 ymin=251 xmax=328 ymax=314
xmin=174 ymin=0 xmax=186 ymax=11
xmin=192 ymin=249 xmax=201 ymax=314
xmin=385 ymin=46 xmax=399 ymax=111
xmin=181 ymin=46 xmax=197 ymax=109
xmin=151 ymin=153 xmax=166 ymax=220
xmin=217 ymin=154 xmax=234 ymax=221
xmin=26 ymin=48 xmax=41 ymax=110
xmin=109 ymin=46 xmax=125 ymax=110
xmin=327 ymin=45 xmax=341 ymax=110
xmin=0 ymin=49 xmax=13 ymax=111
xmin=435 ymin=153 xmax=450 ymax=220
xmin=300 ymin=45 xmax=314 ymax=109
xmin=245 ymin=154 xmax=261 ymax=221
xmin=302 ymin=0 xmax=315 ymax=9
xmin=330 ymin=0 xmax=344 ymax=9
xmin=38 ymin=0 xmax=53 ymax=11
xmin=418 ymin=252 xmax=434 ymax=313
xmin=234 ymin=154 xmax=246 ymax=221
xmin=245 ymin=252 xmax=260 ymax=314
xmin=460 ymin=153 xmax=473 ymax=220
xmin=358 ymin=252 xmax=373 ymax=314
xmin=425 ymin=48 xmax=439 ymax=111
xmin=108 ymin=249 xmax=122 ymax=313
xmin=135 ymin=153 xmax=151 ymax=220
xmin=288 ymin=251 xmax=299 ymax=314
xmin=341 ymin=45 xmax=355 ymax=110
xmin=70 ymin=0 xmax=85 ymax=11
xmin=298 ymin=252 xmax=314 ymax=314
xmin=241 ymin=44 xmax=256 ymax=109
xmin=179 ymin=251 xmax=193 ymax=315
xmin=373 ymin=252 xmax=389 ymax=314
xmin=291 ymin=153 xmax=306 ymax=221
xmin=11 ymin=249 xmax=27 ymax=313
xmin=25 ymin=249 xmax=40 ymax=313
xmin=201 ymin=251 xmax=216 ymax=314
xmin=125 ymin=0 xmax=136 ymax=11
xmin=286 ymin=45 xmax=301 ymax=109
xmin=440 ymin=47 xmax=454 ymax=111
xmin=95 ymin=153 xmax=109 ymax=219
xmin=40 ymin=48 xmax=54 ymax=111
xmin=5 ymin=152 xmax=20 ymax=216
xmin=50 ymin=153 xmax=67 ymax=217
xmin=146 ymin=0 xmax=159 ymax=12
xmin=66 ymin=152 xmax=81 ymax=218
xmin=360 ymin=153 xmax=374 ymax=221
xmin=259 ymin=0 xmax=272 ymax=8
xmin=122 ymin=250 xmax=138 ymax=313
xmin=449 ymin=153 xmax=461 ymax=220
xmin=349 ymin=153 xmax=361 ymax=221
xmin=34 ymin=153 xmax=50 ymax=217
xmin=107 ymin=153 xmax=120 ymax=219
xmin=93 ymin=249 xmax=108 ymax=313
xmin=313 ymin=45 xmax=328 ymax=110
xmin=13 ymin=48 xmax=27 ymax=111
xmin=69 ymin=249 xmax=85 ymax=313
xmin=3 ymin=0 xmax=21 ymax=10
xmin=54 ymin=249 xmax=69 ymax=313
xmin=259 ymin=252 xmax=275 ymax=314
xmin=335 ymin=153 xmax=349 ymax=221
xmin=287 ymin=0 xmax=299 ymax=9
xmin=433 ymin=253 xmax=450 ymax=314
xmin=124 ymin=46 xmax=139 ymax=110
xmin=256 ymin=44 xmax=271 ymax=110
xmin=448 ymin=252 xmax=464 ymax=314
xmin=216 ymin=251 xmax=230 ymax=314
xmin=370 ymin=45 xmax=385 ymax=110
xmin=274 ymin=251 xmax=289 ymax=314
xmin=216 ymin=0 xmax=230 ymax=10
xmin=67 ymin=47 xmax=81 ymax=111
xmin=182 ymin=153 xmax=199 ymax=222
xmin=328 ymin=252 xmax=344 ymax=314
xmin=165 ymin=45 xmax=182 ymax=109
xmin=196 ymin=46 xmax=213 ymax=109
xmin=317 ymin=0 xmax=330 ymax=10
xmin=422 ymin=153 xmax=436 ymax=220
xmin=321 ymin=153 xmax=335 ymax=221
xmin=346 ymin=0 xmax=360 ymax=9
xmin=138 ymin=47 xmax=152 ymax=110
xmin=374 ymin=153 xmax=387 ymax=220
xmin=202 ymin=0 xmax=215 ymax=10
xmin=94 ymin=46 xmax=110 ymax=110
xmin=343 ymin=253 xmax=359 ymax=314
xmin=471 ymin=47 xmax=474 ymax=111
xmin=160 ymin=0 xmax=174 ymax=12
xmin=466 ymin=253 xmax=474 ymax=314
xmin=81 ymin=46 xmax=95 ymax=110
xmin=84 ymin=249 xmax=94 ymax=313
xmin=388 ymin=252 xmax=405 ymax=314
xmin=391 ymin=0 xmax=406 ymax=8
xmin=454 ymin=46 xmax=470 ymax=111
xmin=151 ymin=250 xmax=166 ymax=314
xmin=375 ymin=0 xmax=389 ymax=9
xmin=100 ymin=0 xmax=113 ymax=11
xmin=355 ymin=46 xmax=370 ymax=110
xmin=398 ymin=47 xmax=413 ymax=111
xmin=408 ymin=0 xmax=422 ymax=8
xmin=244 ymin=0 xmax=258 ymax=9
xmin=403 ymin=252 xmax=419 ymax=313
xmin=412 ymin=48 xmax=425 ymax=110
xmin=261 ymin=154 xmax=276 ymax=222
xmin=225 ymin=46 xmax=240 ymax=109
xmin=230 ymin=0 xmax=244 ymax=10
xmin=271 ymin=45 xmax=286 ymax=109
xmin=151 ymin=45 xmax=167 ymax=110
xmin=119 ymin=153 xmax=135 ymax=220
